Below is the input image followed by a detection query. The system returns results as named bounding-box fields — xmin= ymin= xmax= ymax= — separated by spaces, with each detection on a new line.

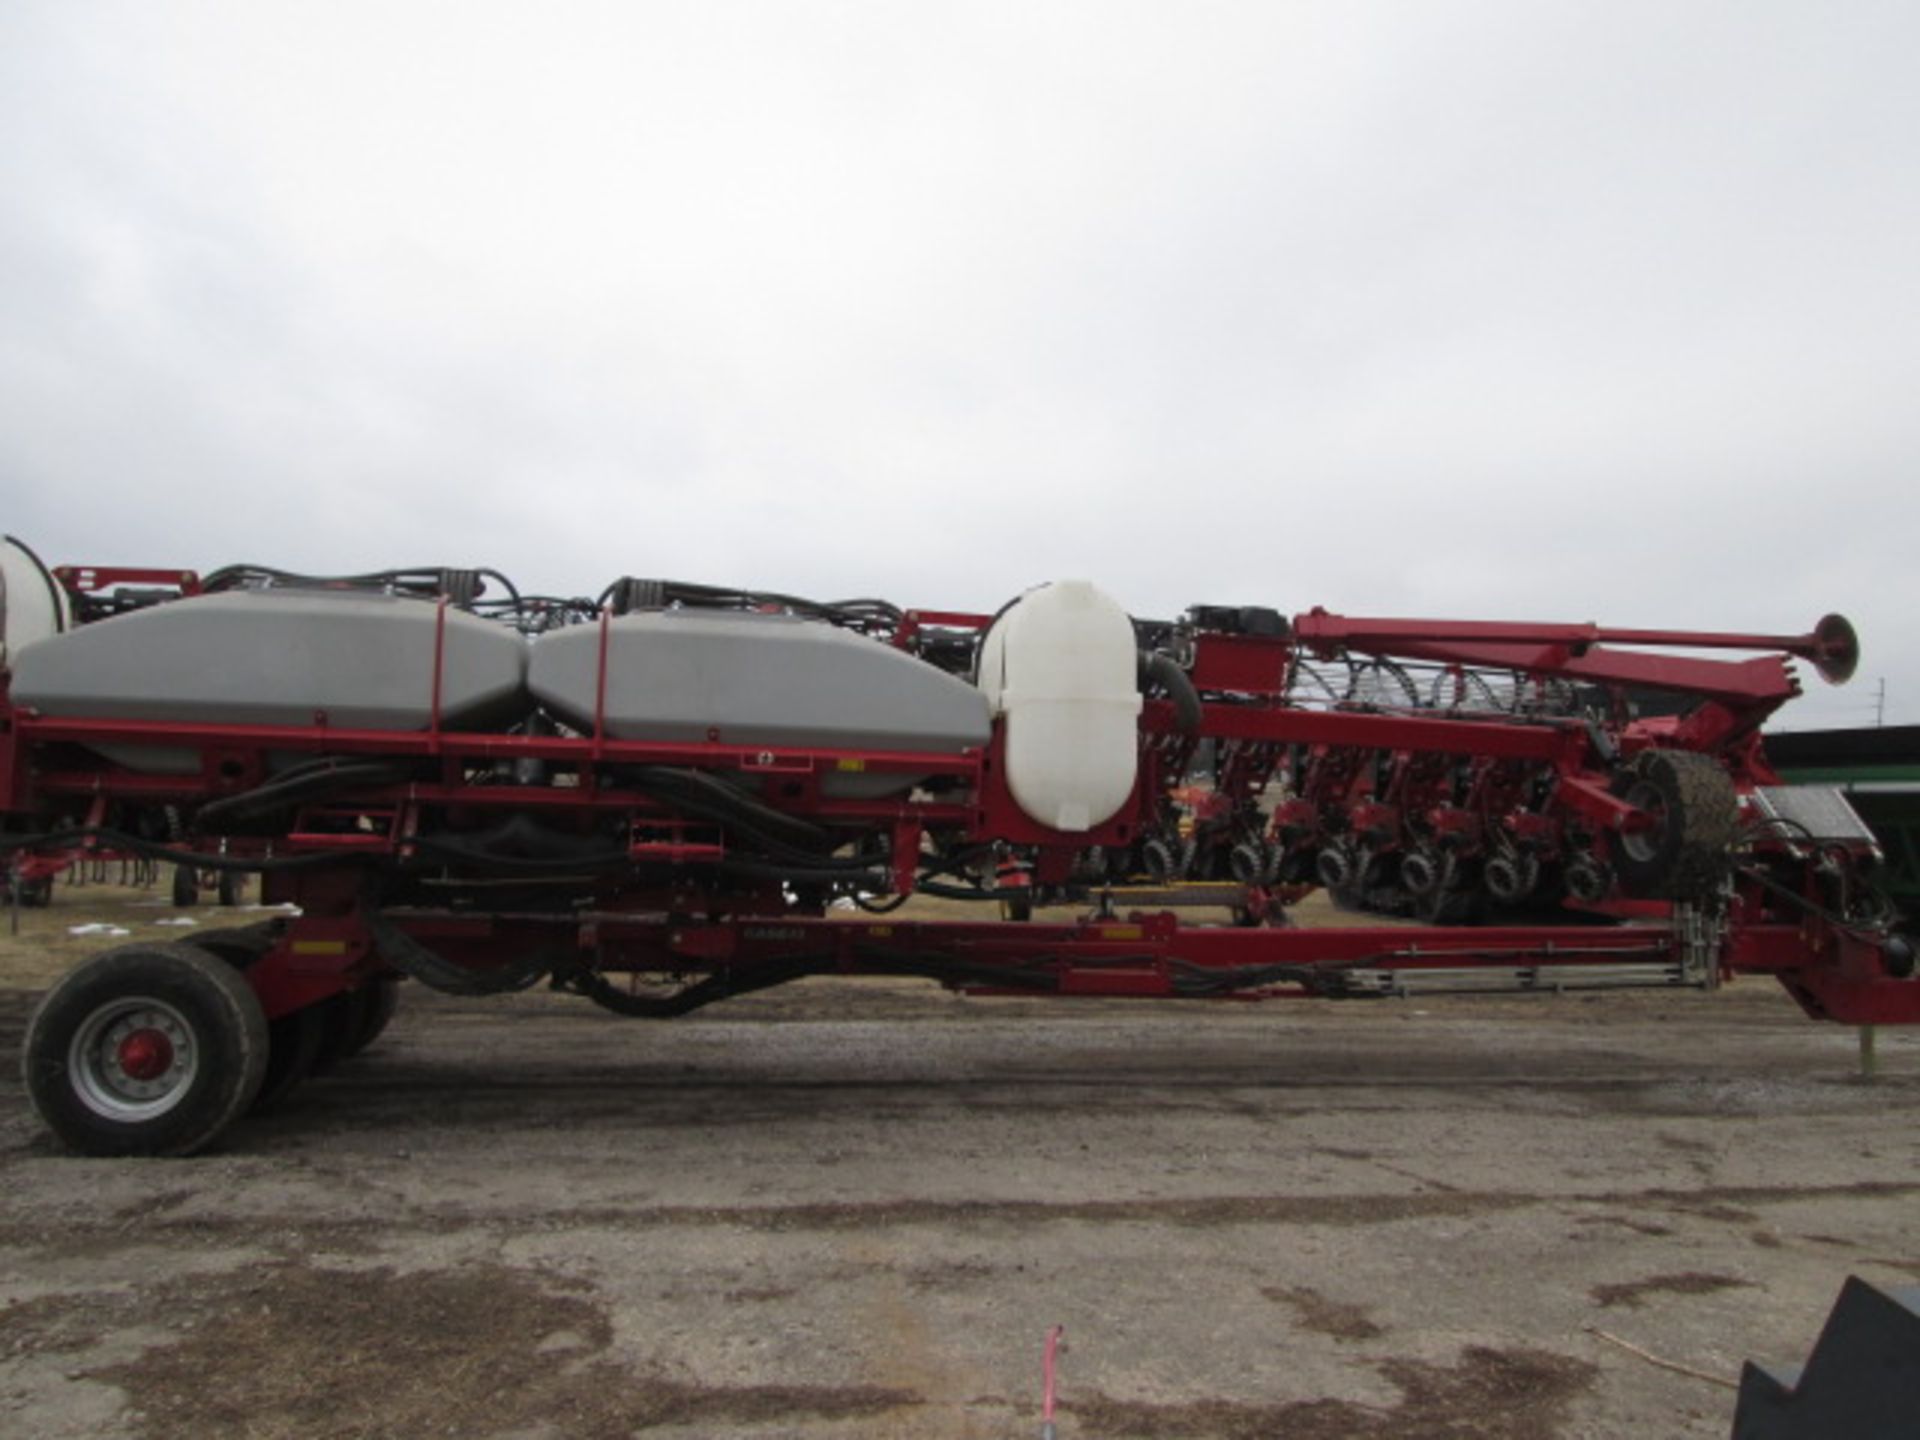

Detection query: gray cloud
xmin=2 ymin=1 xmax=1914 ymax=726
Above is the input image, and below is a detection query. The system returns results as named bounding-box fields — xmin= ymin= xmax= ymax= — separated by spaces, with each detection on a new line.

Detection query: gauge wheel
xmin=22 ymin=942 xmax=268 ymax=1156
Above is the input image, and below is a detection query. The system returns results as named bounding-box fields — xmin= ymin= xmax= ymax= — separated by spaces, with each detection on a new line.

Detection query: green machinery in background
xmin=1766 ymin=725 xmax=1920 ymax=920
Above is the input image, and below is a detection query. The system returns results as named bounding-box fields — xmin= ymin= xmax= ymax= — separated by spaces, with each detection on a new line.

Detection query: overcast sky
xmin=3 ymin=2 xmax=1915 ymax=726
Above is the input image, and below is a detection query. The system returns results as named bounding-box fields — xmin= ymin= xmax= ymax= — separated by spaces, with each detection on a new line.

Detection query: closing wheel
xmin=1610 ymin=749 xmax=1738 ymax=900
xmin=1412 ymin=853 xmax=1482 ymax=924
xmin=217 ymin=870 xmax=244 ymax=907
xmin=1228 ymin=841 xmax=1268 ymax=886
xmin=22 ymin=942 xmax=268 ymax=1156
xmin=170 ymin=865 xmax=198 ymax=908
xmin=1141 ymin=837 xmax=1181 ymax=884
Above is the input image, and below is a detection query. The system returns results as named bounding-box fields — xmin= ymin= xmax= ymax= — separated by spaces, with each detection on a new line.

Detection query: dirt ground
xmin=3 ymin=882 xmax=1919 ymax=1438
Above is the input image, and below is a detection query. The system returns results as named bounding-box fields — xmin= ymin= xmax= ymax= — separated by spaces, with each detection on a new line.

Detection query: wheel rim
xmin=1619 ymin=780 xmax=1668 ymax=864
xmin=67 ymin=996 xmax=199 ymax=1122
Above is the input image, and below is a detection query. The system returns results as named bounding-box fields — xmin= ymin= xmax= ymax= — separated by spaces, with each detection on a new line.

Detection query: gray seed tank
xmin=528 ymin=609 xmax=991 ymax=796
xmin=6 ymin=561 xmax=1141 ymax=824
xmin=10 ymin=588 xmax=531 ymax=772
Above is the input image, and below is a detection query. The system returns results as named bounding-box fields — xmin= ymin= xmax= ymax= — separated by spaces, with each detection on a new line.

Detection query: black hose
xmin=199 ymin=563 xmax=523 ymax=609
xmin=596 ymin=577 xmax=904 ymax=637
xmin=557 ymin=941 xmax=1062 ymax=1019
xmin=712 ymin=857 xmax=889 ymax=883
xmin=406 ymin=832 xmax=630 ymax=873
xmin=555 ymin=957 xmax=821 ymax=1016
xmin=361 ymin=890 xmax=555 ymax=995
xmin=618 ymin=766 xmax=834 ymax=854
xmin=431 ymin=814 xmax=621 ymax=861
xmin=1734 ymin=862 xmax=1896 ymax=941
xmin=851 ymin=943 xmax=1061 ymax=991
xmin=194 ymin=760 xmax=414 ymax=829
xmin=916 ymin=879 xmax=1014 ymax=901
xmin=1140 ymin=651 xmax=1203 ymax=734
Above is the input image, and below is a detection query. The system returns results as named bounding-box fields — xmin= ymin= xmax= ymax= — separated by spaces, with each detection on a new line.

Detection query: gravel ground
xmin=4 ymin=885 xmax=1919 ymax=1438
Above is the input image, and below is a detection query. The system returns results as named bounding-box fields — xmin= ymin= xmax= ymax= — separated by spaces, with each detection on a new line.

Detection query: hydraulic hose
xmin=194 ymin=760 xmax=414 ymax=830
xmin=1139 ymin=651 xmax=1203 ymax=733
xmin=406 ymin=832 xmax=629 ymax=873
xmin=557 ymin=941 xmax=1061 ymax=1019
xmin=200 ymin=563 xmax=524 ymax=610
xmin=360 ymin=888 xmax=555 ymax=996
xmin=554 ymin=957 xmax=822 ymax=1017
xmin=618 ymin=765 xmax=835 ymax=855
xmin=595 ymin=577 xmax=903 ymax=637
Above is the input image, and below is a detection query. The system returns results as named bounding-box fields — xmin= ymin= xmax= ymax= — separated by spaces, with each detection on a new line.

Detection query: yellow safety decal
xmin=1095 ymin=925 xmax=1143 ymax=941
xmin=836 ymin=757 xmax=867 ymax=772
xmin=290 ymin=940 xmax=349 ymax=956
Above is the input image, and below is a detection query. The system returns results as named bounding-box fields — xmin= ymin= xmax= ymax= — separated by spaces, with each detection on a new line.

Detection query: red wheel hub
xmin=117 ymin=1028 xmax=174 ymax=1080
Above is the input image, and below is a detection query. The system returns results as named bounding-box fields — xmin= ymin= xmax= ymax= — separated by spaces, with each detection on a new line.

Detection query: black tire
xmin=1228 ymin=841 xmax=1267 ymax=886
xmin=171 ymin=865 xmax=198 ymax=908
xmin=252 ymin=1006 xmax=328 ymax=1113
xmin=1325 ymin=880 xmax=1366 ymax=914
xmin=309 ymin=976 xmax=401 ymax=1074
xmin=1142 ymin=837 xmax=1180 ymax=884
xmin=217 ymin=871 xmax=244 ymax=907
xmin=189 ymin=923 xmax=324 ymax=1113
xmin=1410 ymin=853 xmax=1483 ymax=925
xmin=22 ymin=942 xmax=269 ymax=1156
xmin=345 ymin=979 xmax=400 ymax=1058
xmin=1610 ymin=750 xmax=1738 ymax=900
xmin=1416 ymin=887 xmax=1483 ymax=925
xmin=308 ymin=989 xmax=374 ymax=1077
xmin=20 ymin=875 xmax=54 ymax=908
xmin=188 ymin=922 xmax=284 ymax=969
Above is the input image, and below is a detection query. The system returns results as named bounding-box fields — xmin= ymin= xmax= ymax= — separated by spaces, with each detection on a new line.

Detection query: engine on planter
xmin=1 ymin=541 xmax=1909 ymax=1157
